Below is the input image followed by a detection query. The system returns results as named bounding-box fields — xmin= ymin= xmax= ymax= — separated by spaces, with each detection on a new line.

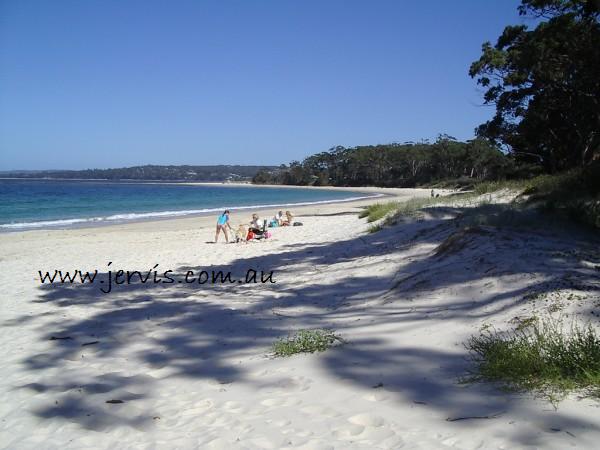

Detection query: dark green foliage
xmin=467 ymin=318 xmax=600 ymax=401
xmin=459 ymin=162 xmax=599 ymax=229
xmin=253 ymin=137 xmax=515 ymax=187
xmin=470 ymin=0 xmax=600 ymax=171
xmin=519 ymin=162 xmax=600 ymax=228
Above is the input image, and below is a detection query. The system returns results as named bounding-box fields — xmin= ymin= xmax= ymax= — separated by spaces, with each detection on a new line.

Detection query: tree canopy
xmin=253 ymin=137 xmax=514 ymax=187
xmin=469 ymin=0 xmax=600 ymax=171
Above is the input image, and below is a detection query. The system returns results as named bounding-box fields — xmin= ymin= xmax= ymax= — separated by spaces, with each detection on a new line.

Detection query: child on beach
xmin=235 ymin=224 xmax=248 ymax=243
xmin=215 ymin=210 xmax=233 ymax=243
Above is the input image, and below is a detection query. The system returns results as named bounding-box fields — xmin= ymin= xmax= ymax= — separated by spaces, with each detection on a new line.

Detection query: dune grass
xmin=367 ymin=223 xmax=383 ymax=233
xmin=393 ymin=197 xmax=443 ymax=216
xmin=358 ymin=202 xmax=399 ymax=222
xmin=360 ymin=196 xmax=449 ymax=231
xmin=474 ymin=165 xmax=600 ymax=229
xmin=360 ymin=197 xmax=442 ymax=223
xmin=363 ymin=165 xmax=600 ymax=233
xmin=272 ymin=329 xmax=342 ymax=357
xmin=466 ymin=318 xmax=600 ymax=402
xmin=527 ymin=168 xmax=600 ymax=229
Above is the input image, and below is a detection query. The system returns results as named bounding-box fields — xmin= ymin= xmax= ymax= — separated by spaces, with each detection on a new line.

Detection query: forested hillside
xmin=253 ymin=137 xmax=519 ymax=187
xmin=4 ymin=165 xmax=277 ymax=182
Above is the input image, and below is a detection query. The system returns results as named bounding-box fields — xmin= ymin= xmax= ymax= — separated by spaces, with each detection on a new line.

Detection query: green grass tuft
xmin=392 ymin=197 xmax=441 ymax=216
xmin=359 ymin=202 xmax=399 ymax=222
xmin=473 ymin=179 xmax=529 ymax=195
xmin=367 ymin=223 xmax=383 ymax=233
xmin=272 ymin=329 xmax=342 ymax=357
xmin=361 ymin=196 xmax=449 ymax=232
xmin=466 ymin=318 xmax=600 ymax=402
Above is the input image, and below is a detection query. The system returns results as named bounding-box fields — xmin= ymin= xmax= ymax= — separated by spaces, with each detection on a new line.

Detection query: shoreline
xmin=0 ymin=185 xmax=428 ymax=234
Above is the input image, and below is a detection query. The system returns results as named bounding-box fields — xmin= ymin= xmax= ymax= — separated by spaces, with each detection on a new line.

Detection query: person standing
xmin=215 ymin=210 xmax=233 ymax=243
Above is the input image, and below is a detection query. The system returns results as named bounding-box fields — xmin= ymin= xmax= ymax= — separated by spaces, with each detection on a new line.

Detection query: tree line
xmin=6 ymin=165 xmax=277 ymax=182
xmin=252 ymin=137 xmax=522 ymax=187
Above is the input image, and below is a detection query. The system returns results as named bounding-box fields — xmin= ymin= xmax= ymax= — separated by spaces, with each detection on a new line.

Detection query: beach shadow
xmin=17 ymin=202 xmax=600 ymax=438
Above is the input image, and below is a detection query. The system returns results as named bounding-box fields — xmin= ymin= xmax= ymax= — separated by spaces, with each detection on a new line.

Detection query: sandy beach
xmin=1 ymin=186 xmax=599 ymax=449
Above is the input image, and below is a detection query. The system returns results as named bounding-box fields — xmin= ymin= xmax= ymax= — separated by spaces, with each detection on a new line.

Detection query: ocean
xmin=0 ymin=179 xmax=376 ymax=231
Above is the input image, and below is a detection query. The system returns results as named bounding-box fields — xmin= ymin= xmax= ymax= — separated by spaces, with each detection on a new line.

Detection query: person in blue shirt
xmin=215 ymin=210 xmax=233 ymax=243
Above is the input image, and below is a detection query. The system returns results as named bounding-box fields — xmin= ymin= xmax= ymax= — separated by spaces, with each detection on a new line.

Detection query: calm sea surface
xmin=0 ymin=179 xmax=375 ymax=230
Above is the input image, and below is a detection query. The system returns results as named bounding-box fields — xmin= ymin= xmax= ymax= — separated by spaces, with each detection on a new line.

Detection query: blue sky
xmin=0 ymin=0 xmax=527 ymax=170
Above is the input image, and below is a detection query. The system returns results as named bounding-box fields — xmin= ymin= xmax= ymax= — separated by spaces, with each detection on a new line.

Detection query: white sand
xmin=1 ymin=187 xmax=599 ymax=449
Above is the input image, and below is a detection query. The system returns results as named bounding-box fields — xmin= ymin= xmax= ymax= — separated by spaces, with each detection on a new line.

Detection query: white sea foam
xmin=0 ymin=193 xmax=383 ymax=231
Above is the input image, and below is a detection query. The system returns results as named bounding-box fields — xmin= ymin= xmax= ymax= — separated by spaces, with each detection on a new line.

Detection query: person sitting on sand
xmin=282 ymin=210 xmax=294 ymax=226
xmin=273 ymin=210 xmax=284 ymax=226
xmin=249 ymin=213 xmax=262 ymax=233
xmin=249 ymin=213 xmax=258 ymax=229
xmin=215 ymin=210 xmax=233 ymax=243
xmin=235 ymin=224 xmax=248 ymax=243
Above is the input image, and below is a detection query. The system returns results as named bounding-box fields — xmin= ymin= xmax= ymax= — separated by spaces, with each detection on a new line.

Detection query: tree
xmin=469 ymin=0 xmax=600 ymax=171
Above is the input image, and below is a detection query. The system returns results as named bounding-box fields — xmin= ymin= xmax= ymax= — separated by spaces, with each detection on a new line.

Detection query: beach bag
xmin=264 ymin=231 xmax=272 ymax=239
xmin=293 ymin=222 xmax=303 ymax=226
xmin=246 ymin=230 xmax=255 ymax=240
xmin=269 ymin=220 xmax=278 ymax=228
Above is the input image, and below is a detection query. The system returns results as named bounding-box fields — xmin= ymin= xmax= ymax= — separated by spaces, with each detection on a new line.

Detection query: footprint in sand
xmin=361 ymin=391 xmax=389 ymax=402
xmin=348 ymin=413 xmax=385 ymax=427
xmin=265 ymin=418 xmax=291 ymax=427
xmin=234 ymin=423 xmax=254 ymax=435
xmin=281 ymin=428 xmax=313 ymax=438
xmin=291 ymin=439 xmax=334 ymax=450
xmin=380 ymin=435 xmax=405 ymax=448
xmin=246 ymin=437 xmax=284 ymax=449
xmin=180 ymin=399 xmax=214 ymax=416
xmin=202 ymin=411 xmax=234 ymax=427
xmin=264 ymin=376 xmax=312 ymax=394
xmin=260 ymin=397 xmax=302 ymax=407
xmin=300 ymin=405 xmax=341 ymax=418
xmin=331 ymin=424 xmax=365 ymax=440
xmin=222 ymin=400 xmax=247 ymax=414
xmin=201 ymin=437 xmax=232 ymax=450
xmin=342 ymin=414 xmax=401 ymax=446
xmin=356 ymin=426 xmax=396 ymax=442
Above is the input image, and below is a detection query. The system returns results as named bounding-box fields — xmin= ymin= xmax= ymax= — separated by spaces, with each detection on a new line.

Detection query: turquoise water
xmin=0 ymin=179 xmax=375 ymax=230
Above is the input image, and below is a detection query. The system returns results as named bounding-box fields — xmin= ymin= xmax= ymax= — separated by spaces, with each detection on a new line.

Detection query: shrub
xmin=272 ymin=329 xmax=342 ymax=357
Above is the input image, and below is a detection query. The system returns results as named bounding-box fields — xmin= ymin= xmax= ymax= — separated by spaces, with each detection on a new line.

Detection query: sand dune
xmin=1 ymin=187 xmax=599 ymax=449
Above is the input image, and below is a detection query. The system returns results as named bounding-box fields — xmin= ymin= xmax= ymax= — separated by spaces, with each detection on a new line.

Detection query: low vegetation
xmin=360 ymin=197 xmax=445 ymax=225
xmin=272 ymin=329 xmax=342 ymax=357
xmin=522 ymin=166 xmax=600 ymax=229
xmin=361 ymin=164 xmax=600 ymax=232
xmin=466 ymin=318 xmax=600 ymax=402
xmin=358 ymin=202 xmax=399 ymax=222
